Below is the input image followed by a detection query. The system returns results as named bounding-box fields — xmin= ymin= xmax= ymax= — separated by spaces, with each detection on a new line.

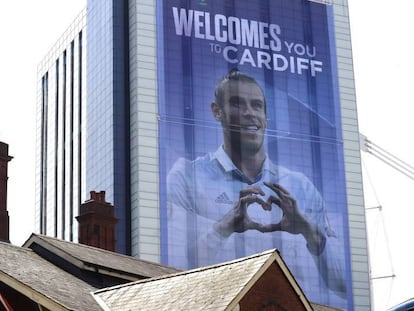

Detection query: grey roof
xmin=0 ymin=241 xmax=100 ymax=311
xmin=93 ymin=249 xmax=313 ymax=311
xmin=1 ymin=237 xmax=343 ymax=311
xmin=24 ymin=233 xmax=180 ymax=280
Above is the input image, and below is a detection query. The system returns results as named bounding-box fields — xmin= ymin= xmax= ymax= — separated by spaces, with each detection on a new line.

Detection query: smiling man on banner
xmin=167 ymin=68 xmax=346 ymax=300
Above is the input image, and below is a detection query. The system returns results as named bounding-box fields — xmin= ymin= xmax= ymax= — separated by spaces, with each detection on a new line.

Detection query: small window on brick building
xmin=94 ymin=224 xmax=100 ymax=235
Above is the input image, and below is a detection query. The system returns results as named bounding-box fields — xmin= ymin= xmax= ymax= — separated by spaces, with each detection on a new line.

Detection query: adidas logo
xmin=215 ymin=192 xmax=233 ymax=204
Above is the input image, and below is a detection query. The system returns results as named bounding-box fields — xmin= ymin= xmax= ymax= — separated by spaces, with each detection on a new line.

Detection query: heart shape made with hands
xmin=242 ymin=192 xmax=284 ymax=233
xmin=242 ymin=182 xmax=297 ymax=233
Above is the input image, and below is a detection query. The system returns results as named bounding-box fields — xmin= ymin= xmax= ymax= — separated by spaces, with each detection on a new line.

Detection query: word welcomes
xmin=171 ymin=7 xmax=324 ymax=76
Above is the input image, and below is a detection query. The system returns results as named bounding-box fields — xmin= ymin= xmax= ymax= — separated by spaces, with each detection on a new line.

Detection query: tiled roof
xmin=0 ymin=241 xmax=100 ymax=311
xmin=1 ymin=237 xmax=344 ymax=311
xmin=24 ymin=233 xmax=180 ymax=279
xmin=93 ymin=249 xmax=312 ymax=311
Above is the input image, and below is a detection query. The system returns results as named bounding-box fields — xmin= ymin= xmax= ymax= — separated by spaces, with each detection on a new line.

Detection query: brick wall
xmin=239 ymin=263 xmax=307 ymax=311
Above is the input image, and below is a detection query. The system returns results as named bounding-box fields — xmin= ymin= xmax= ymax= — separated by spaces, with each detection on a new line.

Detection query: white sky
xmin=0 ymin=1 xmax=412 ymax=310
xmin=349 ymin=0 xmax=414 ymax=310
xmin=0 ymin=0 xmax=86 ymax=245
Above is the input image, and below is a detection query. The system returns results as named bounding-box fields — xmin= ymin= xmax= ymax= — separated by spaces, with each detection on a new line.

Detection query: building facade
xmin=35 ymin=0 xmax=370 ymax=310
xmin=35 ymin=9 xmax=86 ymax=243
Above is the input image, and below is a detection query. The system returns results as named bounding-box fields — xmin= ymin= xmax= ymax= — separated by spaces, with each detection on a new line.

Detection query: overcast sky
xmin=349 ymin=0 xmax=414 ymax=310
xmin=0 ymin=1 xmax=413 ymax=310
xmin=0 ymin=0 xmax=86 ymax=246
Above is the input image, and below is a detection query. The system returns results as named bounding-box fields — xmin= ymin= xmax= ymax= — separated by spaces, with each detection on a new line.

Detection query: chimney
xmin=76 ymin=191 xmax=118 ymax=251
xmin=0 ymin=142 xmax=13 ymax=243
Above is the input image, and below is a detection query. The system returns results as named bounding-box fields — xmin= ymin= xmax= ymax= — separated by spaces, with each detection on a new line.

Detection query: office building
xmin=35 ymin=0 xmax=370 ymax=309
xmin=36 ymin=10 xmax=86 ymax=244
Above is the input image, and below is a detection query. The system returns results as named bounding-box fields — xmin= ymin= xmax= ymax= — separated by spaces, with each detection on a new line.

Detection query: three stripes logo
xmin=215 ymin=192 xmax=233 ymax=204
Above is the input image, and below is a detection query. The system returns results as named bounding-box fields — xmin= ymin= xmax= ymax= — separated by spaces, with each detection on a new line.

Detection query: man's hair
xmin=214 ymin=68 xmax=266 ymax=110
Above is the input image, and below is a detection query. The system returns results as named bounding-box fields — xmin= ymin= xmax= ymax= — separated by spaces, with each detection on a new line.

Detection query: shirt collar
xmin=212 ymin=145 xmax=270 ymax=183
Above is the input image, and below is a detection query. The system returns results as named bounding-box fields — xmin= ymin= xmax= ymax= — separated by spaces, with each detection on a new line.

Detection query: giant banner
xmin=157 ymin=0 xmax=352 ymax=309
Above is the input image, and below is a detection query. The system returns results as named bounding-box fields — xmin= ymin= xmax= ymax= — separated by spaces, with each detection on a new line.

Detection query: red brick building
xmin=76 ymin=191 xmax=118 ymax=251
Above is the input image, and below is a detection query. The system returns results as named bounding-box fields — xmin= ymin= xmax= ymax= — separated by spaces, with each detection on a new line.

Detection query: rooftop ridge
xmin=1 ymin=239 xmax=35 ymax=252
xmin=94 ymin=248 xmax=278 ymax=294
xmin=28 ymin=233 xmax=176 ymax=270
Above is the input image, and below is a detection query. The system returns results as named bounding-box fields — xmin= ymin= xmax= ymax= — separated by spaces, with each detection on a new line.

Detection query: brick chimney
xmin=76 ymin=191 xmax=118 ymax=251
xmin=0 ymin=142 xmax=13 ymax=243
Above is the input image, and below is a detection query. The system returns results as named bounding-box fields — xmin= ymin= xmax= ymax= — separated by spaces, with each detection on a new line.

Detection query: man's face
xmin=216 ymin=80 xmax=267 ymax=155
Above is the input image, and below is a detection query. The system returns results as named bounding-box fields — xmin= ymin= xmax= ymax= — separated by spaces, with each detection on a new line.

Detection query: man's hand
xmin=213 ymin=183 xmax=313 ymax=237
xmin=263 ymin=182 xmax=310 ymax=235
xmin=264 ymin=182 xmax=326 ymax=254
xmin=213 ymin=182 xmax=326 ymax=255
xmin=213 ymin=186 xmax=271 ymax=238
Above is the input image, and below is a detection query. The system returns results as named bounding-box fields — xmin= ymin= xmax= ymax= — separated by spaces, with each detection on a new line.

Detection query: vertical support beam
xmin=0 ymin=142 xmax=13 ymax=242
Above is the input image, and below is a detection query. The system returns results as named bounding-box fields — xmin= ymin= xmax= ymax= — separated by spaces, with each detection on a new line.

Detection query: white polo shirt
xmin=167 ymin=145 xmax=347 ymax=305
